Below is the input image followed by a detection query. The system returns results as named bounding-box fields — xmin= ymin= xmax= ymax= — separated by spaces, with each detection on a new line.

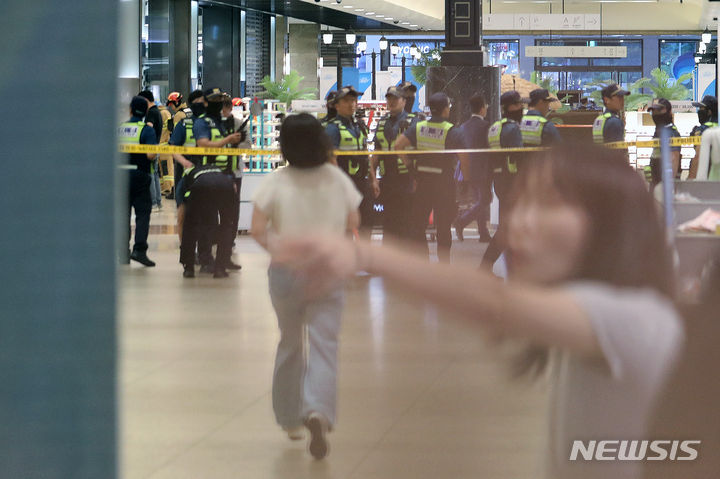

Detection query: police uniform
xmin=649 ymin=123 xmax=681 ymax=187
xmin=326 ymin=114 xmax=374 ymax=235
xmin=374 ymin=109 xmax=417 ymax=242
xmin=181 ymin=112 xmax=236 ymax=277
xmin=404 ymin=118 xmax=464 ymax=262
xmin=118 ymin=112 xmax=158 ymax=265
xmin=520 ymin=109 xmax=562 ymax=147
xmin=593 ymin=110 xmax=625 ymax=144
xmin=482 ymin=117 xmax=523 ymax=268
xmin=169 ymin=107 xmax=197 ymax=207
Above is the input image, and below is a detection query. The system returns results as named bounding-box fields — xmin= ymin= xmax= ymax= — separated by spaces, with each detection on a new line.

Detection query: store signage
xmin=485 ymin=13 xmax=602 ymax=31
xmin=290 ymin=100 xmax=326 ymax=112
xmin=525 ymin=46 xmax=627 ymax=58
xmin=669 ymin=101 xmax=696 ymax=113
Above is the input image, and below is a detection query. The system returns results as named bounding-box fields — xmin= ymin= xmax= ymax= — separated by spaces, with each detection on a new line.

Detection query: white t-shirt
xmin=252 ymin=163 xmax=362 ymax=236
xmin=547 ymin=282 xmax=685 ymax=479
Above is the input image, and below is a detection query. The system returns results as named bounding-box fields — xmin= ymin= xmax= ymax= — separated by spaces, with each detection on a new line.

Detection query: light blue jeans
xmin=268 ymin=266 xmax=344 ymax=429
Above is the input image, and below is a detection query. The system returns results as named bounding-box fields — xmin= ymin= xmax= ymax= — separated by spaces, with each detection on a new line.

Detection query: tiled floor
xmin=120 ymin=200 xmax=548 ymax=479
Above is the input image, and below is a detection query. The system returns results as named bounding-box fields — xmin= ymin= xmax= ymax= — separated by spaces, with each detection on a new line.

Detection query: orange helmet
xmin=167 ymin=91 xmax=183 ymax=104
xmin=231 ymin=97 xmax=244 ymax=107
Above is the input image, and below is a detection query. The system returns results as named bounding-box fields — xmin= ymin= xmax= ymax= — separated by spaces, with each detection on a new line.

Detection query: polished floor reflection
xmin=121 ymin=201 xmax=548 ymax=479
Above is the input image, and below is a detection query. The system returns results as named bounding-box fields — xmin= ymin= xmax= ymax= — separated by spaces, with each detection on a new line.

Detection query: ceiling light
xmin=346 ymin=32 xmax=356 ymax=44
xmin=366 ymin=12 xmax=375 ymax=15
xmin=391 ymin=42 xmax=400 ymax=56
xmin=355 ymin=8 xmax=364 ymax=11
xmin=376 ymin=14 xmax=385 ymax=18
xmin=409 ymin=24 xmax=418 ymax=27
xmin=358 ymin=39 xmax=367 ymax=52
xmin=385 ymin=18 xmax=394 ymax=21
xmin=379 ymin=35 xmax=388 ymax=51
xmin=703 ymin=27 xmax=712 ymax=44
xmin=401 ymin=22 xmax=410 ymax=25
xmin=343 ymin=5 xmax=354 ymax=8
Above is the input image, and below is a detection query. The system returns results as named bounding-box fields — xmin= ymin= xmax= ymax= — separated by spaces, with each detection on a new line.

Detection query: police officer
xmin=689 ymin=95 xmax=718 ymax=179
xmin=521 ymin=88 xmax=562 ymax=147
xmin=647 ymin=98 xmax=681 ymax=190
xmin=593 ymin=83 xmax=630 ymax=144
xmin=118 ymin=96 xmax=158 ymax=267
xmin=321 ymin=91 xmax=338 ymax=126
xmin=394 ymin=92 xmax=465 ymax=263
xmin=398 ymin=81 xmax=424 ymax=119
xmin=325 ymin=86 xmax=377 ymax=237
xmin=169 ymin=89 xmax=204 ymax=246
xmin=481 ymin=91 xmax=525 ymax=269
xmin=182 ymin=88 xmax=243 ymax=278
xmin=371 ymin=86 xmax=417 ymax=243
xmin=454 ymin=93 xmax=492 ymax=243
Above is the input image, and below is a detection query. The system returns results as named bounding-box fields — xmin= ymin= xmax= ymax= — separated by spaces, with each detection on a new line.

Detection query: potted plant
xmin=258 ymin=70 xmax=318 ymax=111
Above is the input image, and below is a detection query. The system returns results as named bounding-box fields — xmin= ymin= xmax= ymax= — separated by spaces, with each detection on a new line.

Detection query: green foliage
xmin=258 ymin=71 xmax=318 ymax=108
xmin=410 ymin=48 xmax=443 ymax=86
xmin=531 ymin=71 xmax=557 ymax=94
xmin=585 ymin=78 xmax=652 ymax=112
xmin=632 ymin=67 xmax=692 ymax=101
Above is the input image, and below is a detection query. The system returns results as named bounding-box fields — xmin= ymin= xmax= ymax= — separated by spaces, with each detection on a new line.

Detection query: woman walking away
xmin=271 ymin=144 xmax=684 ymax=479
xmin=251 ymin=113 xmax=362 ymax=460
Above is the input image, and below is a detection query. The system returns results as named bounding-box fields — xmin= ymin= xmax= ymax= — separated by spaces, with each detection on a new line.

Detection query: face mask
xmin=190 ymin=103 xmax=205 ymax=117
xmin=652 ymin=112 xmax=672 ymax=126
xmin=206 ymin=101 xmax=223 ymax=117
xmin=506 ymin=109 xmax=523 ymax=123
xmin=698 ymin=108 xmax=712 ymax=124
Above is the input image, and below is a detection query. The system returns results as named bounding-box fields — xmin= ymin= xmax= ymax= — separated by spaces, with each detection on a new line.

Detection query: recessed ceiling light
xmin=343 ymin=5 xmax=354 ymax=8
xmin=355 ymin=8 xmax=364 ymax=11
xmin=385 ymin=17 xmax=394 ymax=20
xmin=376 ymin=14 xmax=385 ymax=17
xmin=410 ymin=24 xmax=418 ymax=27
xmin=366 ymin=12 xmax=375 ymax=15
xmin=401 ymin=22 xmax=410 ymax=25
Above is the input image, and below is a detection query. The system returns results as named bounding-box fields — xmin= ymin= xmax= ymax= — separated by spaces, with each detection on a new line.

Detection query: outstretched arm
xmin=273 ymin=236 xmax=600 ymax=357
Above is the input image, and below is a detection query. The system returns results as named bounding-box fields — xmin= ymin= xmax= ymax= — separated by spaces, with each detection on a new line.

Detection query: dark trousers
xmin=125 ymin=170 xmax=152 ymax=255
xmin=409 ymin=174 xmax=457 ymax=262
xmin=482 ymin=172 xmax=515 ymax=267
xmin=380 ymin=174 xmax=413 ymax=243
xmin=229 ymin=177 xmax=242 ymax=241
xmin=180 ymin=173 xmax=235 ymax=271
xmin=455 ymin=177 xmax=492 ymax=234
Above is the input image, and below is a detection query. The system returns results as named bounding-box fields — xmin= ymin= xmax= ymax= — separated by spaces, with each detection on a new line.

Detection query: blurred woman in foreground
xmin=271 ymin=145 xmax=684 ymax=479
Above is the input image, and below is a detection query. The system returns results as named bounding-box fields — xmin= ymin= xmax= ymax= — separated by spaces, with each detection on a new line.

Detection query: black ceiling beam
xmin=199 ymin=0 xmax=407 ymax=31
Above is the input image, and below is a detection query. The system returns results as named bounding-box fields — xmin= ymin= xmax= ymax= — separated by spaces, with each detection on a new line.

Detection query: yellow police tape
xmin=119 ymin=135 xmax=702 ymax=157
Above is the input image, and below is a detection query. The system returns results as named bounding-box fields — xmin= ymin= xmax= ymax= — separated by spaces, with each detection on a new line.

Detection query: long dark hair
xmin=509 ymin=144 xmax=676 ymax=376
xmin=279 ymin=113 xmax=333 ymax=168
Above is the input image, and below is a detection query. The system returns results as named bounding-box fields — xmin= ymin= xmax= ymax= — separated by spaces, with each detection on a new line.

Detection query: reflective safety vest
xmin=692 ymin=121 xmax=719 ymax=137
xmin=489 ymin=118 xmax=519 ymax=174
xmin=415 ymin=120 xmax=454 ymax=175
xmin=650 ymin=124 xmax=680 ymax=161
xmin=375 ymin=113 xmax=415 ymax=176
xmin=592 ymin=112 xmax=614 ymax=144
xmin=183 ymin=117 xmax=197 ymax=147
xmin=520 ymin=114 xmax=548 ymax=147
xmin=332 ymin=119 xmax=367 ymax=178
xmin=201 ymin=117 xmax=236 ymax=173
xmin=118 ymin=120 xmax=148 ymax=169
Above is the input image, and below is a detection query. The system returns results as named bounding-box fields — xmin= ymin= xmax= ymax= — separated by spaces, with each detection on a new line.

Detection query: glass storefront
xmin=659 ymin=39 xmax=697 ymax=87
xmin=484 ymin=40 xmax=519 ymax=74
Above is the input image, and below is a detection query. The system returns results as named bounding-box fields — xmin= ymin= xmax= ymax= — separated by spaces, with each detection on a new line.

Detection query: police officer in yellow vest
xmin=394 ymin=92 xmax=465 ymax=262
xmin=118 ymin=96 xmax=159 ymax=267
xmin=521 ymin=88 xmax=562 ymax=147
xmin=689 ymin=95 xmax=718 ymax=178
xmin=371 ymin=86 xmax=418 ymax=243
xmin=647 ymin=98 xmax=682 ymax=191
xmin=169 ymin=90 xmax=205 ymax=246
xmin=325 ymin=86 xmax=377 ymax=238
xmin=481 ymin=91 xmax=524 ymax=269
xmin=183 ymin=88 xmax=243 ymax=279
xmin=593 ymin=83 xmax=630 ymax=144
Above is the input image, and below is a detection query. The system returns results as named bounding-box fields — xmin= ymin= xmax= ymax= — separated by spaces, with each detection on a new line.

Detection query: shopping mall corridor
xmin=120 ymin=200 xmax=548 ymax=479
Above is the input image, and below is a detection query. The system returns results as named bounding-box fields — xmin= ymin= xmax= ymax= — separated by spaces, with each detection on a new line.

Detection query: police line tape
xmin=119 ymin=135 xmax=702 ymax=157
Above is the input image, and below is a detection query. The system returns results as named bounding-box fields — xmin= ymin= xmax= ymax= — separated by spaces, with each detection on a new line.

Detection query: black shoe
xmin=199 ymin=264 xmax=213 ymax=274
xmin=183 ymin=265 xmax=195 ymax=278
xmin=305 ymin=413 xmax=330 ymax=460
xmin=213 ymin=269 xmax=229 ymax=279
xmin=227 ymin=261 xmax=242 ymax=271
xmin=130 ymin=251 xmax=156 ymax=267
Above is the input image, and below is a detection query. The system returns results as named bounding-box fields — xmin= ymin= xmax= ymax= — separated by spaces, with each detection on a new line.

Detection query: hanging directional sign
xmin=525 ymin=46 xmax=628 ymax=58
xmin=485 ymin=13 xmax=603 ymax=31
